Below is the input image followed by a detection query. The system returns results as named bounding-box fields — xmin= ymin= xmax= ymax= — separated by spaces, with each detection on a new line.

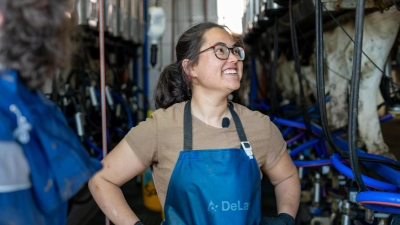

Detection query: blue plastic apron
xmin=163 ymin=100 xmax=262 ymax=225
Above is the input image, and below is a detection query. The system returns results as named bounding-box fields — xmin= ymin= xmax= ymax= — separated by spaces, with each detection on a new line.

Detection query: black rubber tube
xmin=315 ymin=0 xmax=343 ymax=155
xmin=348 ymin=0 xmax=368 ymax=192
xmin=270 ymin=16 xmax=279 ymax=116
xmin=289 ymin=0 xmax=313 ymax=138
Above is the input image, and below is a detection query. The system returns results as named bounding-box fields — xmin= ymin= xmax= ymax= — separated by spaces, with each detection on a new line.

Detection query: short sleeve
xmin=264 ymin=121 xmax=287 ymax=170
xmin=124 ymin=117 xmax=158 ymax=167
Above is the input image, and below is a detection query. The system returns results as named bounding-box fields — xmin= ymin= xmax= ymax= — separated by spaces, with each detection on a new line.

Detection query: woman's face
xmin=190 ymin=28 xmax=243 ymax=95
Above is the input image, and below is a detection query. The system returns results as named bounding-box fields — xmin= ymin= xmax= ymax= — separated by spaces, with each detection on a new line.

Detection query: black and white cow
xmin=276 ymin=5 xmax=400 ymax=157
xmin=324 ymin=5 xmax=400 ymax=156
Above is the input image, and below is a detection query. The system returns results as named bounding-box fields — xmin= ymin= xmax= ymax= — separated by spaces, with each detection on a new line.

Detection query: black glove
xmin=134 ymin=221 xmax=144 ymax=225
xmin=261 ymin=213 xmax=295 ymax=225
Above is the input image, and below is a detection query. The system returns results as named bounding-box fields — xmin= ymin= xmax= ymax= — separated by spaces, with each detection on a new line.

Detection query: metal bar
xmin=98 ymin=0 xmax=110 ymax=224
xmin=143 ymin=0 xmax=149 ymax=116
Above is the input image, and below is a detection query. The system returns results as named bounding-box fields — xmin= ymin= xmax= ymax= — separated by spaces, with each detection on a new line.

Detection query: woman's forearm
xmin=88 ymin=175 xmax=140 ymax=225
xmin=274 ymin=172 xmax=301 ymax=218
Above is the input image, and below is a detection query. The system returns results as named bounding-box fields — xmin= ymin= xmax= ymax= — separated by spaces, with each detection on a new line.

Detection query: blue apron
xmin=163 ymin=100 xmax=262 ymax=225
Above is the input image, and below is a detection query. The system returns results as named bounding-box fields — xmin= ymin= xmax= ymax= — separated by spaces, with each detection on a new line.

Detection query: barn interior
xmin=4 ymin=0 xmax=400 ymax=224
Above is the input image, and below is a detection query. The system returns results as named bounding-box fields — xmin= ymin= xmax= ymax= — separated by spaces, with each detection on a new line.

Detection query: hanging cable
xmin=315 ymin=0 xmax=343 ymax=155
xmin=348 ymin=0 xmax=368 ymax=192
xmin=289 ymin=0 xmax=313 ymax=138
xmin=322 ymin=4 xmax=400 ymax=88
xmin=295 ymin=7 xmax=400 ymax=90
xmin=269 ymin=16 xmax=279 ymax=116
xmin=391 ymin=0 xmax=400 ymax=10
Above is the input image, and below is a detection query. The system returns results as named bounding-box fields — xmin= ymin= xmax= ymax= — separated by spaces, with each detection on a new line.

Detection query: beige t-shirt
xmin=125 ymin=101 xmax=286 ymax=207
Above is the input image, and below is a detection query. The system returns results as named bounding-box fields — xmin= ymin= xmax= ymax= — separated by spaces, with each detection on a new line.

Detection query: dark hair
xmin=153 ymin=22 xmax=231 ymax=109
xmin=0 ymin=0 xmax=75 ymax=90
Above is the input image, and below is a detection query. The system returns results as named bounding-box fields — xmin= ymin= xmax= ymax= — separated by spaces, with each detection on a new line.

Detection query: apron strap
xmin=183 ymin=100 xmax=192 ymax=150
xmin=183 ymin=100 xmax=251 ymax=152
xmin=228 ymin=102 xmax=248 ymax=143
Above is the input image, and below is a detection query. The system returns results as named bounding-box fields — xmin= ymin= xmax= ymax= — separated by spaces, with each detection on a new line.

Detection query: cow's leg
xmin=329 ymin=73 xmax=349 ymax=129
xmin=355 ymin=6 xmax=400 ymax=157
xmin=358 ymin=71 xmax=389 ymax=155
xmin=324 ymin=25 xmax=353 ymax=129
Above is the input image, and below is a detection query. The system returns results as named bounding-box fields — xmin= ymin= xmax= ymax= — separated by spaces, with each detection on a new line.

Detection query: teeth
xmin=223 ymin=69 xmax=237 ymax=74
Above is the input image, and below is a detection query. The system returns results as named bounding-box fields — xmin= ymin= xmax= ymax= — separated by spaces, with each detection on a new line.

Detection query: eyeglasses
xmin=198 ymin=44 xmax=245 ymax=61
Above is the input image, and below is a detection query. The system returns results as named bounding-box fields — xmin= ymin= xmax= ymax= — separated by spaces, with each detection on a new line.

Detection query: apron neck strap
xmin=183 ymin=100 xmax=248 ymax=150
xmin=183 ymin=101 xmax=192 ymax=150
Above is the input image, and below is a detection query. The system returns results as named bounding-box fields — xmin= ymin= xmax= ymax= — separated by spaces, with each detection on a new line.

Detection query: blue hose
xmin=290 ymin=138 xmax=320 ymax=157
xmin=294 ymin=159 xmax=332 ymax=167
xmin=357 ymin=191 xmax=400 ymax=214
xmin=331 ymin=153 xmax=398 ymax=192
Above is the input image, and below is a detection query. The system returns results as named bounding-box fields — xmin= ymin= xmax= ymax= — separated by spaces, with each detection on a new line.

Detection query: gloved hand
xmin=134 ymin=221 xmax=144 ymax=225
xmin=261 ymin=213 xmax=295 ymax=225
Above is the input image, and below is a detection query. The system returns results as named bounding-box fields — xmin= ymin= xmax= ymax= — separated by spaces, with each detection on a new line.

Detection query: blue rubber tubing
xmin=356 ymin=191 xmax=400 ymax=214
xmin=290 ymin=138 xmax=321 ymax=157
xmin=294 ymin=159 xmax=332 ymax=167
xmin=331 ymin=153 xmax=398 ymax=192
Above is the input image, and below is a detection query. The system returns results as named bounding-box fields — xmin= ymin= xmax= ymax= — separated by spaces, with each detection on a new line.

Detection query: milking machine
xmin=48 ymin=0 xmax=148 ymax=162
xmin=147 ymin=1 xmax=165 ymax=67
xmin=58 ymin=2 xmax=150 ymax=223
xmin=243 ymin=0 xmax=400 ymax=224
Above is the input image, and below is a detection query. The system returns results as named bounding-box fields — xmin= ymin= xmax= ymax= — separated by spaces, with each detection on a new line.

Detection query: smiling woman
xmin=88 ymin=21 xmax=300 ymax=225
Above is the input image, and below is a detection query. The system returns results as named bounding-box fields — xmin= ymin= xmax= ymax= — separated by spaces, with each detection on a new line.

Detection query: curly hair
xmin=0 ymin=0 xmax=75 ymax=90
xmin=153 ymin=22 xmax=245 ymax=109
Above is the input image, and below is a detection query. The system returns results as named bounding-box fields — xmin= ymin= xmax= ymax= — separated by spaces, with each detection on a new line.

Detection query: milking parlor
xmin=1 ymin=0 xmax=400 ymax=224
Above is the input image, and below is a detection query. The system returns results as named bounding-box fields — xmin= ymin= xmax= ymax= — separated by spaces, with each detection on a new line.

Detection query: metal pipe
xmin=203 ymin=0 xmax=208 ymax=21
xmin=341 ymin=201 xmax=351 ymax=225
xmin=98 ymin=0 xmax=110 ymax=224
xmin=171 ymin=0 xmax=175 ymax=61
xmin=143 ymin=0 xmax=148 ymax=114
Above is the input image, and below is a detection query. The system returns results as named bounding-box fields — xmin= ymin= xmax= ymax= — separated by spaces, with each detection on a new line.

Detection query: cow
xmin=275 ymin=5 xmax=400 ymax=158
xmin=324 ymin=5 xmax=400 ymax=157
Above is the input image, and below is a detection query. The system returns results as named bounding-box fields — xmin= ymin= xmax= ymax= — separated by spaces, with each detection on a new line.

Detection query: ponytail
xmin=153 ymin=62 xmax=192 ymax=109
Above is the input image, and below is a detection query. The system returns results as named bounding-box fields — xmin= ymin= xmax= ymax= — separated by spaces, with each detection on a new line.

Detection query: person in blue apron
xmin=0 ymin=1 xmax=102 ymax=224
xmin=89 ymin=21 xmax=300 ymax=225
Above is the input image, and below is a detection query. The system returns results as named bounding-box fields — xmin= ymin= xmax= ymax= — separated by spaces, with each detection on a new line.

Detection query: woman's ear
xmin=182 ymin=59 xmax=196 ymax=77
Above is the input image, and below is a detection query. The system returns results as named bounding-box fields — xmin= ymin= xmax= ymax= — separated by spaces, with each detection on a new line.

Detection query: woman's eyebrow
xmin=213 ymin=41 xmax=227 ymax=46
xmin=213 ymin=42 xmax=237 ymax=47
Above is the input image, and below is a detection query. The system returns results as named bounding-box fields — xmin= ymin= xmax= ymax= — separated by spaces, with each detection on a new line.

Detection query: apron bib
xmin=163 ymin=100 xmax=262 ymax=225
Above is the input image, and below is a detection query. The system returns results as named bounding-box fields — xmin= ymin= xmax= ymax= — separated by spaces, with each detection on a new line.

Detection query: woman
xmin=0 ymin=1 xmax=102 ymax=224
xmin=89 ymin=21 xmax=300 ymax=225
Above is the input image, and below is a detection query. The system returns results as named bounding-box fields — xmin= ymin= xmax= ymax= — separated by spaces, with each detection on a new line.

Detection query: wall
xmin=145 ymin=0 xmax=218 ymax=110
